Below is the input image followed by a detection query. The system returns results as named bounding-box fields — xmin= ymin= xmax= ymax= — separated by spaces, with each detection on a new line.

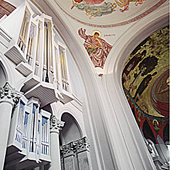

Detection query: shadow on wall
xmin=0 ymin=62 xmax=7 ymax=87
xmin=60 ymin=112 xmax=82 ymax=145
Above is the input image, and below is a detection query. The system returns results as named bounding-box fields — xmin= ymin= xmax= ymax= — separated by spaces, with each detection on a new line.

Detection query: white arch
xmin=0 ymin=54 xmax=11 ymax=85
xmin=103 ymin=3 xmax=169 ymax=170
xmin=38 ymin=1 xmax=169 ymax=169
xmin=51 ymin=103 xmax=86 ymax=137
xmin=105 ymin=3 xmax=169 ymax=76
xmin=0 ymin=53 xmax=26 ymax=90
xmin=60 ymin=112 xmax=83 ymax=144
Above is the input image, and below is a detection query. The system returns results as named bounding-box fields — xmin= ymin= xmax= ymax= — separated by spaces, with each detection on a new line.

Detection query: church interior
xmin=0 ymin=0 xmax=169 ymax=169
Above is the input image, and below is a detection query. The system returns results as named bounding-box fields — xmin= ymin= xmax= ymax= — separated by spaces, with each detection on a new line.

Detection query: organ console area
xmin=1 ymin=1 xmax=73 ymax=107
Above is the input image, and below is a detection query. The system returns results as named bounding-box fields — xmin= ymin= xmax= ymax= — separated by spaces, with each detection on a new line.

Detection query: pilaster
xmin=60 ymin=142 xmax=77 ymax=170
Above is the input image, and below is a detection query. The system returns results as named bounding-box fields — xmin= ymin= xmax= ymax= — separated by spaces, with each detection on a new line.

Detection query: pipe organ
xmin=0 ymin=1 xmax=84 ymax=169
xmin=3 ymin=1 xmax=71 ymax=94
xmin=17 ymin=11 xmax=30 ymax=53
xmin=43 ymin=21 xmax=53 ymax=83
xmin=1 ymin=2 xmax=74 ymax=166
xmin=26 ymin=24 xmax=35 ymax=65
xmin=8 ymin=97 xmax=51 ymax=163
xmin=59 ymin=47 xmax=69 ymax=91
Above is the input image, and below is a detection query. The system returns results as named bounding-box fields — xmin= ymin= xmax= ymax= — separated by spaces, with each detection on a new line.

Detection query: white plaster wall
xmin=47 ymin=2 xmax=169 ymax=170
xmin=0 ymin=53 xmax=25 ymax=90
xmin=51 ymin=101 xmax=86 ymax=138
xmin=33 ymin=1 xmax=135 ymax=169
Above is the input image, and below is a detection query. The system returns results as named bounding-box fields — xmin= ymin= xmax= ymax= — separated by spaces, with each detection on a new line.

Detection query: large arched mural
xmin=122 ymin=26 xmax=169 ymax=144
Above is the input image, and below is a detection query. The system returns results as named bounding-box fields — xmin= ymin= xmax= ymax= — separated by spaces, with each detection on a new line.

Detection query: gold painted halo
xmin=91 ymin=30 xmax=102 ymax=38
xmin=166 ymin=76 xmax=170 ymax=86
xmin=152 ymin=119 xmax=159 ymax=127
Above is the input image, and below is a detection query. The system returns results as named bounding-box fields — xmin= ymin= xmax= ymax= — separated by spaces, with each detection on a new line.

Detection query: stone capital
xmin=60 ymin=137 xmax=90 ymax=158
xmin=60 ymin=142 xmax=75 ymax=158
xmin=74 ymin=137 xmax=90 ymax=153
xmin=0 ymin=82 xmax=22 ymax=106
xmin=50 ymin=115 xmax=65 ymax=133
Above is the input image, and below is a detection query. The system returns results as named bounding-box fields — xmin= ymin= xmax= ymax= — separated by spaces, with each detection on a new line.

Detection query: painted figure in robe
xmin=78 ymin=28 xmax=112 ymax=69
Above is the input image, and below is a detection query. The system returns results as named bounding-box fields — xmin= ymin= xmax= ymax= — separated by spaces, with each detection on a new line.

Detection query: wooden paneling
xmin=0 ymin=0 xmax=15 ymax=19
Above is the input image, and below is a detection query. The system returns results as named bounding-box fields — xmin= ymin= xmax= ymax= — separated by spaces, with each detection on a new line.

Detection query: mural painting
xmin=78 ymin=28 xmax=112 ymax=69
xmin=122 ymin=26 xmax=169 ymax=144
xmin=71 ymin=0 xmax=145 ymax=18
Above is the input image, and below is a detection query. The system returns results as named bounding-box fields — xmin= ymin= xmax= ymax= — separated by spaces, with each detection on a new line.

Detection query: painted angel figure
xmin=78 ymin=28 xmax=112 ymax=69
xmin=71 ymin=0 xmax=116 ymax=17
xmin=71 ymin=0 xmax=145 ymax=17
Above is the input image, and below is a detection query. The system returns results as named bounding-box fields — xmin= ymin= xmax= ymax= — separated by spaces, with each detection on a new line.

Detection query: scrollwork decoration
xmin=50 ymin=115 xmax=65 ymax=133
xmin=0 ymin=82 xmax=22 ymax=106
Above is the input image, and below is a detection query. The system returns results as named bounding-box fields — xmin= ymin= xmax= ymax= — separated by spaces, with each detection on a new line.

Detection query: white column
xmin=49 ymin=115 xmax=64 ymax=170
xmin=0 ymin=82 xmax=22 ymax=170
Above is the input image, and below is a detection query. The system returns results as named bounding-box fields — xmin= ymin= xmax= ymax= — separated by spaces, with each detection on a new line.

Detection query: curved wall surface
xmin=122 ymin=25 xmax=169 ymax=144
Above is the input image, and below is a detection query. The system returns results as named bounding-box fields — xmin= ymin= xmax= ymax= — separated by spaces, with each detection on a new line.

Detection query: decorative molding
xmin=74 ymin=137 xmax=90 ymax=153
xmin=47 ymin=0 xmax=167 ymax=28
xmin=50 ymin=115 xmax=65 ymax=133
xmin=60 ymin=137 xmax=90 ymax=158
xmin=0 ymin=82 xmax=22 ymax=105
xmin=0 ymin=27 xmax=12 ymax=49
xmin=60 ymin=142 xmax=75 ymax=157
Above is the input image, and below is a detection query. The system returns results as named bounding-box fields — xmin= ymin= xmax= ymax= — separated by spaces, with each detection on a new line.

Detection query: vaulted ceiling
xmin=0 ymin=0 xmax=15 ymax=19
xmin=28 ymin=0 xmax=168 ymax=72
xmin=48 ymin=0 xmax=165 ymax=27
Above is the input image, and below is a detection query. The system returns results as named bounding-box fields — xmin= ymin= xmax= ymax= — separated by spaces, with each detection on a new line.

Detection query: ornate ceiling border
xmin=53 ymin=0 xmax=167 ymax=28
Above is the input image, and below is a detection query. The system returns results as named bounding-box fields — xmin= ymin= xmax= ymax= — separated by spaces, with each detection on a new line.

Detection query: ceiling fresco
xmin=122 ymin=26 xmax=169 ymax=144
xmin=52 ymin=0 xmax=167 ymax=27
